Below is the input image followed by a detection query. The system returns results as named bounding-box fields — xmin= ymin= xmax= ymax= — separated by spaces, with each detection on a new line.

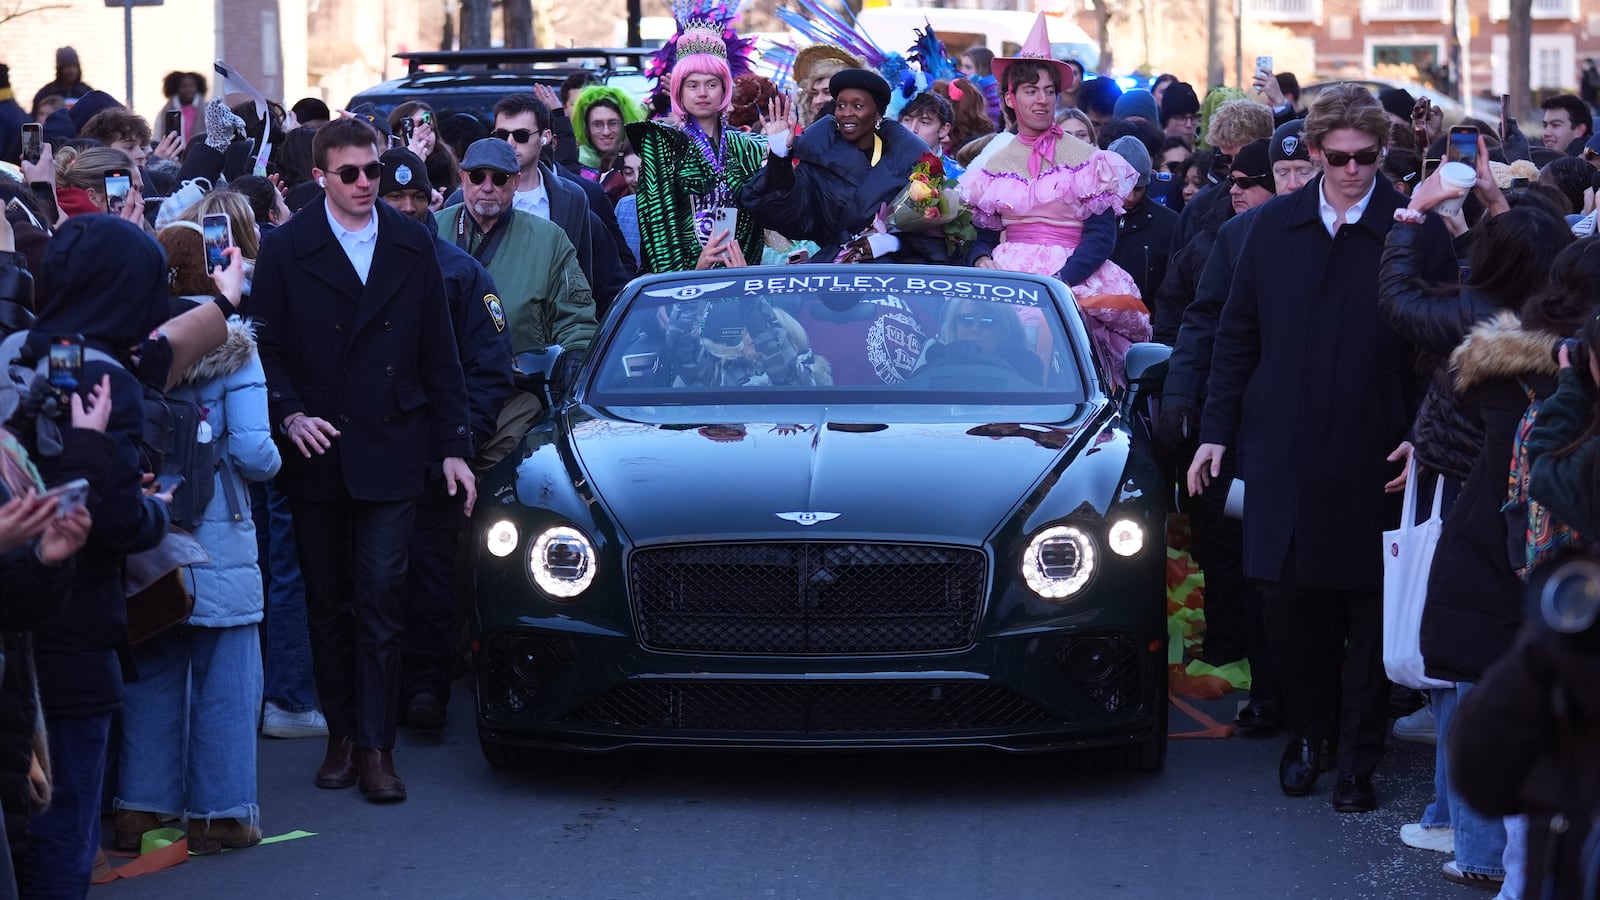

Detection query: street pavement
xmin=100 ymin=687 xmax=1491 ymax=899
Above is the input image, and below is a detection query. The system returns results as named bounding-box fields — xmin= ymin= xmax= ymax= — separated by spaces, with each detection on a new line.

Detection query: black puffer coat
xmin=1151 ymin=185 xmax=1232 ymax=345
xmin=1378 ymin=220 xmax=1513 ymax=481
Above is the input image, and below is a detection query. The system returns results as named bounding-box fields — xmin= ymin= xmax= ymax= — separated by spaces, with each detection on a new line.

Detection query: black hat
xmin=1269 ymin=119 xmax=1310 ymax=163
xmin=1230 ymin=138 xmax=1275 ymax=192
xmin=379 ymin=148 xmax=433 ymax=197
xmin=829 ymin=68 xmax=892 ymax=115
xmin=1378 ymin=87 xmax=1415 ymax=122
xmin=346 ymin=103 xmax=390 ymax=136
xmin=1160 ymin=82 xmax=1199 ymax=124
xmin=291 ymin=97 xmax=331 ymax=124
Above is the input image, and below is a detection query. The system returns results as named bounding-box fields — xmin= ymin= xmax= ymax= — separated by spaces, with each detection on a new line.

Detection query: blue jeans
xmin=1429 ymin=682 xmax=1507 ymax=877
xmin=257 ymin=482 xmax=318 ymax=713
xmin=19 ymin=713 xmax=111 ymax=900
xmin=116 ymin=625 xmax=262 ymax=822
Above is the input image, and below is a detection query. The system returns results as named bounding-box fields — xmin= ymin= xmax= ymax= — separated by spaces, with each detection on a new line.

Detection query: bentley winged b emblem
xmin=775 ymin=511 xmax=842 ymax=526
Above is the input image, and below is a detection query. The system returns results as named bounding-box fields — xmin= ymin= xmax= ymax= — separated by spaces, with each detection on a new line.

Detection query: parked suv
xmin=348 ymin=48 xmax=654 ymax=126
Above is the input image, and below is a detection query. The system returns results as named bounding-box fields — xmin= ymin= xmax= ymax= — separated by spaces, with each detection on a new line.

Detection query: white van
xmin=854 ymin=7 xmax=1100 ymax=72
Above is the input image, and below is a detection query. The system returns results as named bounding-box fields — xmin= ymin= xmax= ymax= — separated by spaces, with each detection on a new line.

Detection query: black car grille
xmin=629 ymin=542 xmax=987 ymax=654
xmin=563 ymin=682 xmax=1062 ymax=733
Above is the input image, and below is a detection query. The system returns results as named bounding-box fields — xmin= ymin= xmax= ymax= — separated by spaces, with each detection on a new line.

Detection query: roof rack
xmin=396 ymin=48 xmax=653 ymax=77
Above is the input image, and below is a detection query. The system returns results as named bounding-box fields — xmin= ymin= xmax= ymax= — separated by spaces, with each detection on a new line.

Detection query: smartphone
xmin=47 ymin=334 xmax=82 ymax=392
xmin=153 ymin=474 xmax=185 ymax=497
xmin=400 ymin=116 xmax=415 ymax=143
xmin=164 ymin=108 xmax=182 ymax=139
xmin=41 ymin=478 xmax=89 ymax=518
xmin=202 ymin=213 xmax=232 ymax=274
xmin=710 ymin=207 xmax=738 ymax=245
xmin=387 ymin=133 xmax=404 ymax=150
xmin=1500 ymin=93 xmax=1511 ymax=142
xmin=1447 ymin=126 xmax=1478 ymax=168
xmin=20 ymin=123 xmax=42 ymax=165
xmin=1255 ymin=55 xmax=1273 ymax=77
xmin=102 ymin=170 xmax=132 ymax=215
xmin=786 ymin=248 xmax=811 ymax=264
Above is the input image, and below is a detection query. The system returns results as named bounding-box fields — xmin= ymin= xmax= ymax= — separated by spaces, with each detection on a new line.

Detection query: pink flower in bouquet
xmin=922 ymin=205 xmax=942 ymax=221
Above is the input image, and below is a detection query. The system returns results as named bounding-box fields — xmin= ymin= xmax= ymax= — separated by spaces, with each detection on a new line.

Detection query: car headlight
xmin=1107 ymin=518 xmax=1145 ymax=558
xmin=529 ymin=525 xmax=596 ymax=599
xmin=485 ymin=519 xmax=520 ymax=558
xmin=1022 ymin=525 xmax=1096 ymax=599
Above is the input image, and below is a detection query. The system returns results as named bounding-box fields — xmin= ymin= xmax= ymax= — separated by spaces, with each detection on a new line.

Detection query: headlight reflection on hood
xmin=530 ymin=525 xmax=596 ymax=599
xmin=1022 ymin=525 xmax=1096 ymax=600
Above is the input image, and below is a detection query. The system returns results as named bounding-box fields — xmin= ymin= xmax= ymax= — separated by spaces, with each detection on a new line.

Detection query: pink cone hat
xmin=990 ymin=12 xmax=1079 ymax=95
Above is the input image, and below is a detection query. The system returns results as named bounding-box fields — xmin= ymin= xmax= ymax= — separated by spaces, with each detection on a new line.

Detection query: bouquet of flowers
xmin=888 ymin=153 xmax=976 ymax=255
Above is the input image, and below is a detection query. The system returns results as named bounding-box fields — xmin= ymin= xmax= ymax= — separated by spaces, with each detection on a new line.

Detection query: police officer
xmin=377 ymin=148 xmax=515 ymax=731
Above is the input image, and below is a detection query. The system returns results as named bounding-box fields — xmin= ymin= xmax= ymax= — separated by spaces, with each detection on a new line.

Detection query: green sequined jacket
xmin=625 ymin=121 xmax=766 ymax=274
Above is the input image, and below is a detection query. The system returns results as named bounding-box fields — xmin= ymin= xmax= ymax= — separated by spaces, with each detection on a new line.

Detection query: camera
xmin=1534 ymin=556 xmax=1600 ymax=634
xmin=1553 ymin=336 xmax=1592 ymax=378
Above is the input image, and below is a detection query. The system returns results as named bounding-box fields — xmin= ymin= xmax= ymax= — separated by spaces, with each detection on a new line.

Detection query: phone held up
xmin=1255 ymin=56 xmax=1273 ymax=77
xmin=42 ymin=478 xmax=89 ymax=518
xmin=102 ymin=170 xmax=132 ymax=215
xmin=47 ymin=334 xmax=83 ymax=393
xmin=20 ymin=123 xmax=43 ymax=165
xmin=164 ymin=109 xmax=182 ymax=140
xmin=202 ymin=213 xmax=233 ymax=274
xmin=1448 ymin=125 xmax=1479 ymax=169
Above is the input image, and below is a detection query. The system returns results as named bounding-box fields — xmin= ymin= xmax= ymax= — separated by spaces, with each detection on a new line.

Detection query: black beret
xmin=829 ymin=68 xmax=892 ymax=115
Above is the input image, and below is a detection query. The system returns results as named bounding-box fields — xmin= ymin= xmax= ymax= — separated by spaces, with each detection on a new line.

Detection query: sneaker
xmin=1400 ymin=823 xmax=1455 ymax=853
xmin=1392 ymin=705 xmax=1436 ymax=745
xmin=262 ymin=701 xmax=329 ymax=739
xmin=1442 ymin=860 xmax=1505 ymax=886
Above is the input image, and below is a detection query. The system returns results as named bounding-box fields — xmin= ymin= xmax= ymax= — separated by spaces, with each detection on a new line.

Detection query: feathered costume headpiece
xmin=646 ymin=0 xmax=757 ymax=91
xmin=769 ymin=0 xmax=959 ymax=118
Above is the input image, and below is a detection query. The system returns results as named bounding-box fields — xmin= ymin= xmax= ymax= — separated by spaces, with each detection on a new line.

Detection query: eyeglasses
xmin=956 ymin=313 xmax=999 ymax=329
xmin=1169 ymin=114 xmax=1199 ymax=126
xmin=492 ymin=128 xmax=535 ymax=144
xmin=1321 ymin=147 xmax=1382 ymax=167
xmin=328 ymin=162 xmax=383 ymax=184
xmin=1226 ymin=173 xmax=1272 ymax=191
xmin=1163 ymin=160 xmax=1186 ymax=174
xmin=468 ymin=169 xmax=513 ymax=186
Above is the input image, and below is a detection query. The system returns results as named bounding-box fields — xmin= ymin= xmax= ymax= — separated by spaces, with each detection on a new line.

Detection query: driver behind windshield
xmin=919 ymin=299 xmax=1045 ymax=385
xmin=665 ymin=296 xmax=831 ymax=387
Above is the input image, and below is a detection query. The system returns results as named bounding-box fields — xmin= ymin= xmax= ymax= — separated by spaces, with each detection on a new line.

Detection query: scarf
xmin=1016 ymin=123 xmax=1064 ymax=180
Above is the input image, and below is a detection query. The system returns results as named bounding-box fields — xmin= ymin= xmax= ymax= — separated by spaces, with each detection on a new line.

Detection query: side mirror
xmin=513 ymin=344 xmax=566 ymax=408
xmin=1124 ymin=342 xmax=1172 ymax=390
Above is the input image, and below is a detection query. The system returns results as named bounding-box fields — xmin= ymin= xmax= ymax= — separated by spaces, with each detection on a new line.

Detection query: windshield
xmin=587 ymin=271 xmax=1089 ymax=406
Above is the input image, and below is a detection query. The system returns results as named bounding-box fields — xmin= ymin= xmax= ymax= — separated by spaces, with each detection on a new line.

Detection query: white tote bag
xmin=1382 ymin=458 xmax=1451 ymax=690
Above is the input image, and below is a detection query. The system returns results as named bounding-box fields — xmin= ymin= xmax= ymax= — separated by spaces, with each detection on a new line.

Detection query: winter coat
xmin=1200 ymin=174 xmax=1456 ymax=590
xmin=1527 ymin=368 xmax=1600 ymax=541
xmin=1420 ymin=312 xmax=1559 ymax=683
xmin=1152 ymin=185 xmax=1233 ymax=345
xmin=1111 ymin=198 xmax=1179 ymax=303
xmin=1163 ymin=206 xmax=1257 ymax=410
xmin=168 ymin=313 xmax=281 ymax=626
xmin=254 ymin=198 xmax=472 ymax=504
xmin=1450 ymin=617 xmax=1600 ymax=900
xmin=1377 ymin=220 xmax=1508 ymax=482
xmin=23 ymin=216 xmax=172 ymax=718
xmin=425 ymin=227 xmax=514 ymax=456
xmin=738 ymin=116 xmax=953 ymax=265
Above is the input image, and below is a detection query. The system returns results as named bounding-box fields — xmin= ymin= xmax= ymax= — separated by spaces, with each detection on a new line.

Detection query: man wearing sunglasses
xmin=252 ymin=117 xmax=476 ymax=805
xmin=1189 ymin=83 xmax=1456 ymax=815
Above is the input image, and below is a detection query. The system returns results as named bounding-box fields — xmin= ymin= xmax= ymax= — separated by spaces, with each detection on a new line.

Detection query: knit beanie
xmin=1107 ymin=135 xmax=1152 ymax=188
xmin=1160 ymin=83 xmax=1200 ymax=124
xmin=1113 ymin=89 xmax=1160 ymax=124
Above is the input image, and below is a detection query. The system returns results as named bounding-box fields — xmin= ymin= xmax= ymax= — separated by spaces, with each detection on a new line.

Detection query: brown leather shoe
xmin=112 ymin=809 xmax=168 ymax=852
xmin=187 ymin=817 xmax=263 ymax=856
xmin=314 ymin=735 xmax=357 ymax=789
xmin=356 ymin=747 xmax=407 ymax=803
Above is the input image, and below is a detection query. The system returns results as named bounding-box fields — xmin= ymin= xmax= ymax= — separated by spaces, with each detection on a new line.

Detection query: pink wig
xmin=670 ymin=53 xmax=733 ymax=120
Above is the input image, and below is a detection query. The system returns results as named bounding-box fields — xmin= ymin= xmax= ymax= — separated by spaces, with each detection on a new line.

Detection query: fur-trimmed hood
xmin=177 ymin=313 xmax=258 ymax=386
xmin=1449 ymin=310 xmax=1561 ymax=394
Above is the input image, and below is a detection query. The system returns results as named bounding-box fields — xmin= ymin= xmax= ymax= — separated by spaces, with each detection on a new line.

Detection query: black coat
xmin=1421 ymin=313 xmax=1560 ymax=682
xmin=1164 ymin=205 xmax=1257 ymax=410
xmin=1152 ymin=185 xmax=1233 ymax=344
xmin=1111 ymin=198 xmax=1179 ymax=303
xmin=739 ymin=117 xmax=949 ymax=264
xmin=1377 ymin=220 xmax=1508 ymax=482
xmin=429 ymin=228 xmax=514 ymax=456
xmin=253 ymin=198 xmax=471 ymax=503
xmin=1450 ymin=618 xmax=1600 ymax=900
xmin=1200 ymin=175 xmax=1456 ymax=590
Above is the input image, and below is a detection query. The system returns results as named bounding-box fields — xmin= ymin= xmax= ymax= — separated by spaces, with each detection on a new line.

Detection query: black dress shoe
xmin=1235 ymin=701 xmax=1282 ymax=736
xmin=406 ymin=693 xmax=447 ymax=733
xmin=1278 ymin=736 xmax=1322 ymax=796
xmin=1332 ymin=773 xmax=1377 ymax=813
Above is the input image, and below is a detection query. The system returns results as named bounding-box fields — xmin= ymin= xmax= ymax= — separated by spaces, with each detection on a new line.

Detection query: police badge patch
xmin=396 ymin=165 xmax=412 ymax=186
xmin=484 ymin=293 xmax=507 ymax=332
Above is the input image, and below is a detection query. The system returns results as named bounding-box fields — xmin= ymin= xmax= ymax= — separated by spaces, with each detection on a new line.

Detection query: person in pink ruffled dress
xmin=961 ymin=14 xmax=1152 ymax=385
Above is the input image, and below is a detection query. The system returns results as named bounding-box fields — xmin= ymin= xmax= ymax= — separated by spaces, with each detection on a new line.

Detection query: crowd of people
xmin=0 ymin=11 xmax=1598 ymax=899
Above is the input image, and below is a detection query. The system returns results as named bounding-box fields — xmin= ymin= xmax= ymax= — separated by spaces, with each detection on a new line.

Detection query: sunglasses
xmin=1227 ymin=173 xmax=1272 ymax=191
xmin=956 ymin=313 xmax=999 ymax=329
xmin=328 ymin=162 xmax=383 ymax=185
xmin=1321 ymin=147 xmax=1382 ymax=167
xmin=1584 ymin=148 xmax=1600 ymax=161
xmin=492 ymin=128 xmax=535 ymax=144
xmin=468 ymin=169 xmax=513 ymax=186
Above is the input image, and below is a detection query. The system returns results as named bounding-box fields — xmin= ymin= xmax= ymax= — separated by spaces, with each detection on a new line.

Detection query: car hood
xmin=562 ymin=406 xmax=1104 ymax=544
